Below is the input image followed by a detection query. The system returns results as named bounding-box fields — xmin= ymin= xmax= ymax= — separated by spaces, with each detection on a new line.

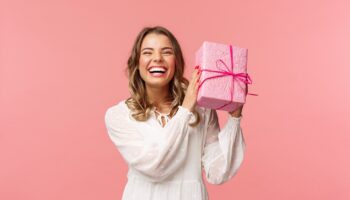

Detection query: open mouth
xmin=148 ymin=66 xmax=167 ymax=76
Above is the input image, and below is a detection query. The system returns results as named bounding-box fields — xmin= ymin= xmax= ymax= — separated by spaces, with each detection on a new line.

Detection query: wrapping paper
xmin=195 ymin=41 xmax=249 ymax=112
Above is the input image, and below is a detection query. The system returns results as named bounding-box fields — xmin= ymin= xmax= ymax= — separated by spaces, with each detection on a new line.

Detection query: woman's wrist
xmin=179 ymin=105 xmax=190 ymax=112
xmin=229 ymin=112 xmax=242 ymax=118
xmin=229 ymin=108 xmax=243 ymax=118
xmin=180 ymin=104 xmax=193 ymax=113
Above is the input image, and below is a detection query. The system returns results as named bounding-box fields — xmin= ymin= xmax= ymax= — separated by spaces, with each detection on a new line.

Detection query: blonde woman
xmin=104 ymin=26 xmax=246 ymax=200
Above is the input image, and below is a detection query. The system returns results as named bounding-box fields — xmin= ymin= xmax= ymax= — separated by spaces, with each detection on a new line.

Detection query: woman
xmin=104 ymin=26 xmax=246 ymax=200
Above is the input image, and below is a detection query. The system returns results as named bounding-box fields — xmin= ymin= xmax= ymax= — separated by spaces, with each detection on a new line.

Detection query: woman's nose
xmin=153 ymin=52 xmax=163 ymax=62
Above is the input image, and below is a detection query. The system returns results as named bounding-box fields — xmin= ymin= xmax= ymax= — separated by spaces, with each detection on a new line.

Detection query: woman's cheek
xmin=139 ymin=59 xmax=149 ymax=74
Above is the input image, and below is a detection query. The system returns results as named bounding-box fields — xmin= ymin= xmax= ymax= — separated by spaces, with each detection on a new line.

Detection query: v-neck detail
xmin=153 ymin=108 xmax=171 ymax=128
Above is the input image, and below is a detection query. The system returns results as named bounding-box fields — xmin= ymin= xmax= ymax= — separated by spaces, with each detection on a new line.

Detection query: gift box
xmin=195 ymin=41 xmax=252 ymax=112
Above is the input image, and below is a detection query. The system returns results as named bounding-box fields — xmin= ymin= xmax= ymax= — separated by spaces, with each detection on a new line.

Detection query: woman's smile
xmin=148 ymin=66 xmax=168 ymax=77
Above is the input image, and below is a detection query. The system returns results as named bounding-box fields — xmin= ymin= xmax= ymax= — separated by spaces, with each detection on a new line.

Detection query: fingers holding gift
xmin=194 ymin=69 xmax=201 ymax=91
xmin=190 ymin=67 xmax=201 ymax=86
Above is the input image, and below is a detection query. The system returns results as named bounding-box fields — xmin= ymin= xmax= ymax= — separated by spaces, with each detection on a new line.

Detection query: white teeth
xmin=149 ymin=67 xmax=166 ymax=73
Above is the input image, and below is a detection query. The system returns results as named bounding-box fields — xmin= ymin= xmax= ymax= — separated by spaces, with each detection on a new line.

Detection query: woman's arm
xmin=201 ymin=108 xmax=246 ymax=185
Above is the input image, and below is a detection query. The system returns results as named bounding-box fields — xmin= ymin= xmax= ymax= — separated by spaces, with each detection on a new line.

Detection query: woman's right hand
xmin=182 ymin=66 xmax=201 ymax=112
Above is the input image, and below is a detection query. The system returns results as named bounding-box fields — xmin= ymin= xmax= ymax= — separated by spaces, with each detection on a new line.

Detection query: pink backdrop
xmin=1 ymin=0 xmax=349 ymax=199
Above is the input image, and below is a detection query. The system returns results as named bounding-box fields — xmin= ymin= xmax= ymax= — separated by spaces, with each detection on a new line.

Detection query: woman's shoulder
xmin=105 ymin=99 xmax=129 ymax=121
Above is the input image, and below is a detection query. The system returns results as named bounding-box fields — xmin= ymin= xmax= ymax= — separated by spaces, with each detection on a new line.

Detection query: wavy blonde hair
xmin=125 ymin=26 xmax=200 ymax=127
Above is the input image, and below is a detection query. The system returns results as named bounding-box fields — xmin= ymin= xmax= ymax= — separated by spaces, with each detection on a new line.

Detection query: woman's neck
xmin=146 ymin=85 xmax=172 ymax=113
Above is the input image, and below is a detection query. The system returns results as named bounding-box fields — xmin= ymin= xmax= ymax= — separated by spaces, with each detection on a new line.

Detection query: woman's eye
xmin=163 ymin=51 xmax=173 ymax=54
xmin=143 ymin=52 xmax=151 ymax=55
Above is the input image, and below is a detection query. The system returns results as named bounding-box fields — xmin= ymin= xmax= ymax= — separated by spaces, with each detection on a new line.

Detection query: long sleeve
xmin=104 ymin=101 xmax=194 ymax=182
xmin=201 ymin=109 xmax=246 ymax=185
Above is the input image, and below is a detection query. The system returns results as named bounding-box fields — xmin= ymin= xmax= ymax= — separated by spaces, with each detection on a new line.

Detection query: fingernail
xmin=195 ymin=65 xmax=199 ymax=69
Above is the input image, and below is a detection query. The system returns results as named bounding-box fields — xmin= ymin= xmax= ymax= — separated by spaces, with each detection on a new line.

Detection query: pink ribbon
xmin=197 ymin=45 xmax=258 ymax=110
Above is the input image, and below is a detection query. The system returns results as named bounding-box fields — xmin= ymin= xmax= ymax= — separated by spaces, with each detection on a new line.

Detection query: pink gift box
xmin=195 ymin=41 xmax=250 ymax=112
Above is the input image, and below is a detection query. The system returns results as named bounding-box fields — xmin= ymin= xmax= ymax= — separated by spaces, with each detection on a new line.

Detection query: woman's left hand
xmin=229 ymin=105 xmax=243 ymax=118
xmin=228 ymin=84 xmax=248 ymax=118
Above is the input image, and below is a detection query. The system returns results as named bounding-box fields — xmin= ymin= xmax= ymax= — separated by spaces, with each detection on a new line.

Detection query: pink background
xmin=1 ymin=0 xmax=349 ymax=199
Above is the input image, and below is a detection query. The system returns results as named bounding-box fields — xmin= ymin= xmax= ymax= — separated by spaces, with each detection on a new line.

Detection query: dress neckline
xmin=152 ymin=107 xmax=171 ymax=127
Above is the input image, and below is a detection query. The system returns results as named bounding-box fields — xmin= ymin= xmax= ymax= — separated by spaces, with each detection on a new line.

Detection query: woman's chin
xmin=145 ymin=79 xmax=170 ymax=88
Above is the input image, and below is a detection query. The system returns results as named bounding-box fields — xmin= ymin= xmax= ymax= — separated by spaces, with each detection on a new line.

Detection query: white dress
xmin=104 ymin=99 xmax=246 ymax=200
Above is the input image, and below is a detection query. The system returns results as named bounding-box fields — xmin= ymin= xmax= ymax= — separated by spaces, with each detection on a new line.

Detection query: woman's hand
xmin=229 ymin=105 xmax=243 ymax=118
xmin=182 ymin=66 xmax=201 ymax=112
xmin=228 ymin=84 xmax=248 ymax=118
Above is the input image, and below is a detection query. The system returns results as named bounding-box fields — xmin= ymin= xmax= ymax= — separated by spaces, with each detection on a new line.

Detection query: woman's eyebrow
xmin=141 ymin=47 xmax=173 ymax=51
xmin=161 ymin=47 xmax=173 ymax=50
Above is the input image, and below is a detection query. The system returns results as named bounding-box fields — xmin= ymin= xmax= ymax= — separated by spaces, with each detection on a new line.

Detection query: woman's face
xmin=138 ymin=33 xmax=176 ymax=89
